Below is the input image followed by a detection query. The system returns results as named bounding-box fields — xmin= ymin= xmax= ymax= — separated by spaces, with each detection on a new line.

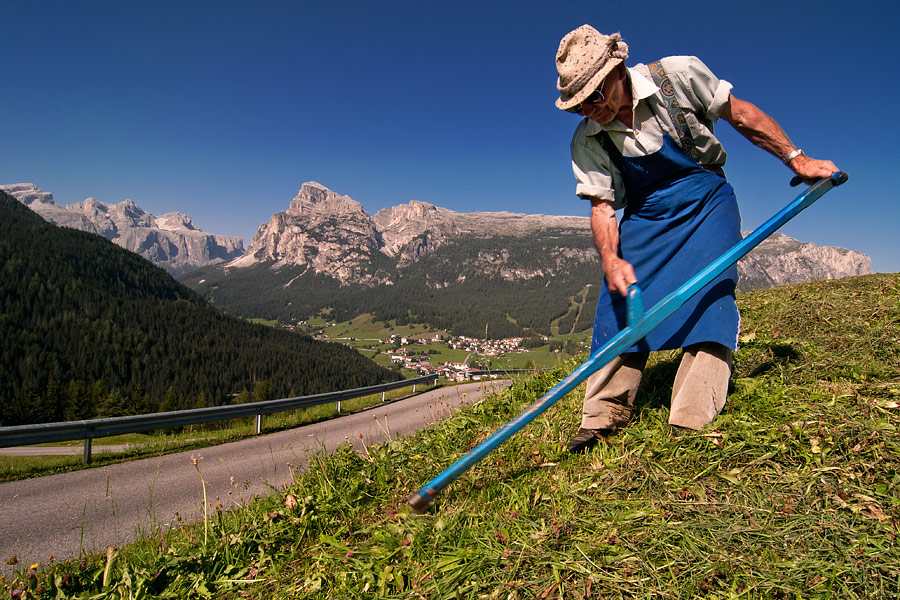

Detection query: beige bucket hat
xmin=555 ymin=25 xmax=629 ymax=111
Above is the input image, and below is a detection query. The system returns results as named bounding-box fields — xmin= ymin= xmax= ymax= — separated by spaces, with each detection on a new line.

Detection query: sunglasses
xmin=566 ymin=78 xmax=607 ymax=114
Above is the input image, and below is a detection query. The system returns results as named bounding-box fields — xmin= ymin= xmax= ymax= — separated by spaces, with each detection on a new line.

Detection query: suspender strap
xmin=646 ymin=60 xmax=700 ymax=161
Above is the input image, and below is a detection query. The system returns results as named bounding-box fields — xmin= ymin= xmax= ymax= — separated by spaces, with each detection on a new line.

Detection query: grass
xmin=246 ymin=318 xmax=278 ymax=327
xmin=5 ymin=273 xmax=899 ymax=598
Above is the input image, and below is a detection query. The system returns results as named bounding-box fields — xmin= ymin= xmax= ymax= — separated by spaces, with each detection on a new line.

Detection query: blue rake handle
xmin=408 ymin=171 xmax=849 ymax=513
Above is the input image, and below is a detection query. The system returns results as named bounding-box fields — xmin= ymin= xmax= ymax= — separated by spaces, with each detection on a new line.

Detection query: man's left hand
xmin=789 ymin=154 xmax=840 ymax=185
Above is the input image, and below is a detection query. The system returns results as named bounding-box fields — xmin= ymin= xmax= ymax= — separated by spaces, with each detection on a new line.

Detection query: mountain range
xmin=6 ymin=181 xmax=871 ymax=293
xmin=230 ymin=181 xmax=872 ymax=290
xmin=1 ymin=183 xmax=244 ymax=275
xmin=4 ymin=180 xmax=871 ymax=339
xmin=181 ymin=182 xmax=872 ymax=338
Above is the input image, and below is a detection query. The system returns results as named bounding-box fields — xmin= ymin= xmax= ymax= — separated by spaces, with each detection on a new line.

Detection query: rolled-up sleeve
xmin=665 ymin=56 xmax=733 ymax=122
xmin=571 ymin=123 xmax=626 ymax=209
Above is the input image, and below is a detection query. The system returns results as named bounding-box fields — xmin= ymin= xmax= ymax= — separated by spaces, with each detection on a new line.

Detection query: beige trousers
xmin=580 ymin=342 xmax=732 ymax=431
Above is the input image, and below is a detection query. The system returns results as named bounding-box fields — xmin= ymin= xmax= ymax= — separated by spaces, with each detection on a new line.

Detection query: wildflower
xmin=28 ymin=563 xmax=39 ymax=570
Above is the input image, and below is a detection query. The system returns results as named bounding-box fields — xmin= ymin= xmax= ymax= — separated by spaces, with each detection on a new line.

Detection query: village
xmin=296 ymin=319 xmax=546 ymax=381
xmin=382 ymin=334 xmax=529 ymax=381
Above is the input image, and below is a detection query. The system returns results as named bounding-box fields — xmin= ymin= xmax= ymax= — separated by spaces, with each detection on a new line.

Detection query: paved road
xmin=0 ymin=445 xmax=131 ymax=456
xmin=0 ymin=380 xmax=509 ymax=575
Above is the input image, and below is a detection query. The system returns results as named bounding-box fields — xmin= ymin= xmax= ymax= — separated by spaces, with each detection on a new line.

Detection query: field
xmin=4 ymin=274 xmax=899 ymax=599
xmin=300 ymin=313 xmax=593 ymax=371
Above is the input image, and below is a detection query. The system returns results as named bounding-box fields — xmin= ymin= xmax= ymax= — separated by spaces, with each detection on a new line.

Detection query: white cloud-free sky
xmin=3 ymin=0 xmax=897 ymax=272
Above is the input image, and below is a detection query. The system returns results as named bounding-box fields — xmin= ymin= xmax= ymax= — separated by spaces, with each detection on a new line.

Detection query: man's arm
xmin=591 ymin=199 xmax=636 ymax=296
xmin=720 ymin=94 xmax=838 ymax=183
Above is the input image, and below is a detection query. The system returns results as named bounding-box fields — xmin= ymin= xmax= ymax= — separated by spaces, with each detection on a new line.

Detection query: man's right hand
xmin=602 ymin=255 xmax=637 ymax=296
xmin=590 ymin=198 xmax=638 ymax=296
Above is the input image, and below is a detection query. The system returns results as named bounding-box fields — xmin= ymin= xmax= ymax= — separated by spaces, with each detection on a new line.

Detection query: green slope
xmin=9 ymin=273 xmax=899 ymax=598
xmin=0 ymin=193 xmax=400 ymax=426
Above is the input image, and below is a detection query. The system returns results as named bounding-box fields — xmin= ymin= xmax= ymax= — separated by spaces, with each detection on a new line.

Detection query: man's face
xmin=581 ymin=67 xmax=629 ymax=125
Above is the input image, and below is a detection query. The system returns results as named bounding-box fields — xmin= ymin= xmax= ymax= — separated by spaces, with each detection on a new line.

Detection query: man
xmin=555 ymin=25 xmax=838 ymax=452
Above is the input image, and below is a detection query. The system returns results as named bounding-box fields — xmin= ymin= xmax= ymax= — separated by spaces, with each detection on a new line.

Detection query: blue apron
xmin=590 ymin=133 xmax=742 ymax=354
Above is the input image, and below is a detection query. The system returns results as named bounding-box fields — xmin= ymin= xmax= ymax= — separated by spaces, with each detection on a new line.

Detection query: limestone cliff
xmin=237 ymin=182 xmax=388 ymax=284
xmin=1 ymin=184 xmax=244 ymax=275
xmin=232 ymin=181 xmax=871 ymax=289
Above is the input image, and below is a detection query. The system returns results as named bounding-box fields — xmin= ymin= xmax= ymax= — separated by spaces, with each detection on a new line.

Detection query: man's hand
xmin=602 ymin=255 xmax=637 ymax=296
xmin=722 ymin=95 xmax=839 ymax=183
xmin=789 ymin=153 xmax=839 ymax=185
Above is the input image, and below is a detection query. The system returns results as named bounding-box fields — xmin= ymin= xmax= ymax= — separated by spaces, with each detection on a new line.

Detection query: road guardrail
xmin=0 ymin=374 xmax=439 ymax=462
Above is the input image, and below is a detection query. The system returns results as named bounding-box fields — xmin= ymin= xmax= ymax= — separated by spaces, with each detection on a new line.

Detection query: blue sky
xmin=3 ymin=0 xmax=898 ymax=273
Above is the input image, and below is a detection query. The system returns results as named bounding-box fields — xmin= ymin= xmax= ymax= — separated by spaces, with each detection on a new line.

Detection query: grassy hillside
xmin=6 ymin=274 xmax=899 ymax=598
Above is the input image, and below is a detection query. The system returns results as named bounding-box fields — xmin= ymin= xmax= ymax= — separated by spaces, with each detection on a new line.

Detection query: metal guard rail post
xmin=0 ymin=374 xmax=439 ymax=462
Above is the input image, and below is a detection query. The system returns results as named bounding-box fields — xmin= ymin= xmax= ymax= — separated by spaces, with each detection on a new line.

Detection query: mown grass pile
xmin=6 ymin=274 xmax=899 ymax=598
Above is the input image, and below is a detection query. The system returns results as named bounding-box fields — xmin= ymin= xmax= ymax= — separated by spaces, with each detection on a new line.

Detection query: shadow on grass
xmin=745 ymin=342 xmax=801 ymax=377
xmin=631 ymin=348 xmax=752 ymax=420
xmin=632 ymin=354 xmax=681 ymax=418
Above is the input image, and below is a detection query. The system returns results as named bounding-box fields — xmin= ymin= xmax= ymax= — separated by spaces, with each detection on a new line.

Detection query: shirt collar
xmin=583 ymin=65 xmax=659 ymax=136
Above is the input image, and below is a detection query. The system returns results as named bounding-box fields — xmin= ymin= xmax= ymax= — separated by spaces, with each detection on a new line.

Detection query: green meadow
xmin=5 ymin=274 xmax=899 ymax=599
xmin=302 ymin=313 xmax=592 ymax=371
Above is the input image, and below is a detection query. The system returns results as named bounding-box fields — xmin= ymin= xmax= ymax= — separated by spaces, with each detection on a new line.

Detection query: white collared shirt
xmin=570 ymin=56 xmax=733 ymax=209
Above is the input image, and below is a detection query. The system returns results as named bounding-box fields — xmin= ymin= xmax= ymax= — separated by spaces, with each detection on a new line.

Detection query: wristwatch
xmin=783 ymin=148 xmax=804 ymax=165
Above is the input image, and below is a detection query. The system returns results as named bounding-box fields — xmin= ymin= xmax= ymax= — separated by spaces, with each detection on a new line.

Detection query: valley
xmin=181 ymin=181 xmax=872 ymax=341
xmin=295 ymin=312 xmax=593 ymax=374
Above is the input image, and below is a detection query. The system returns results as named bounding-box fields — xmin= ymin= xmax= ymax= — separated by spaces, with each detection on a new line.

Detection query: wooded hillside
xmin=0 ymin=193 xmax=400 ymax=426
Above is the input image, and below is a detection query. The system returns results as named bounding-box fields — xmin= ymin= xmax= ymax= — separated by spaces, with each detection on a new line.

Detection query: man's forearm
xmin=720 ymin=95 xmax=795 ymax=160
xmin=721 ymin=94 xmax=839 ymax=182
xmin=590 ymin=200 xmax=620 ymax=260
xmin=590 ymin=199 xmax=636 ymax=295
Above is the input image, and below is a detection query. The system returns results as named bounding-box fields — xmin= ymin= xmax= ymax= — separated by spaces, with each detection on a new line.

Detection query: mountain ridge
xmin=182 ymin=181 xmax=871 ymax=338
xmin=1 ymin=183 xmax=245 ymax=276
xmin=226 ymin=181 xmax=871 ymax=289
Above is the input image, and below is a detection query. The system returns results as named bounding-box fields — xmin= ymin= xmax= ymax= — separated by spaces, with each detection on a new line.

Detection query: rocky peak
xmin=287 ymin=181 xmax=369 ymax=219
xmin=113 ymin=198 xmax=151 ymax=225
xmin=241 ymin=182 xmax=385 ymax=284
xmin=81 ymin=198 xmax=151 ymax=229
xmin=736 ymin=233 xmax=872 ymax=291
xmin=374 ymin=201 xmax=462 ymax=260
xmin=2 ymin=183 xmax=54 ymax=206
xmin=155 ymin=212 xmax=197 ymax=231
xmin=1 ymin=183 xmax=244 ymax=275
